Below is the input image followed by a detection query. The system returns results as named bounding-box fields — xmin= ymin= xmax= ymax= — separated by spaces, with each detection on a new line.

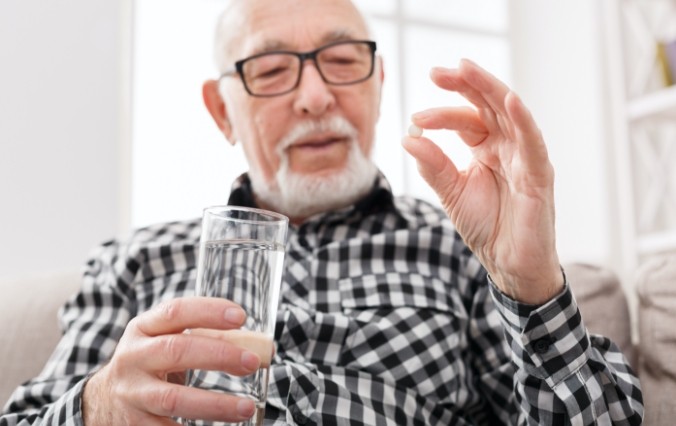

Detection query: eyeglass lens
xmin=241 ymin=41 xmax=373 ymax=96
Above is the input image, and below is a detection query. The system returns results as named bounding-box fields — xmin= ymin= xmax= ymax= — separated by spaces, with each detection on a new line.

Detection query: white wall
xmin=509 ymin=0 xmax=617 ymax=270
xmin=0 ymin=0 xmax=124 ymax=280
xmin=0 ymin=0 xmax=621 ymax=283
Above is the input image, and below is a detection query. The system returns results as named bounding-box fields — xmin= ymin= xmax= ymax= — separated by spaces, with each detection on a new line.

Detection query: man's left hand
xmin=402 ymin=59 xmax=563 ymax=305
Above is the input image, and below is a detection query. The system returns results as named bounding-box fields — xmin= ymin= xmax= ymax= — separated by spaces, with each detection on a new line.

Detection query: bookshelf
xmin=603 ymin=0 xmax=676 ymax=276
xmin=628 ymin=84 xmax=676 ymax=121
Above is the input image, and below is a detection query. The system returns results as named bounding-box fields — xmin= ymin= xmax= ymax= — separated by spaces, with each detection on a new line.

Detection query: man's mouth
xmin=289 ymin=134 xmax=349 ymax=151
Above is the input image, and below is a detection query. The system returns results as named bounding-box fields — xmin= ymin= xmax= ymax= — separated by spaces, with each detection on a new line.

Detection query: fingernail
xmin=237 ymin=398 xmax=255 ymax=418
xmin=460 ymin=58 xmax=475 ymax=67
xmin=411 ymin=111 xmax=428 ymax=121
xmin=241 ymin=351 xmax=261 ymax=371
xmin=510 ymin=91 xmax=523 ymax=105
xmin=224 ymin=307 xmax=245 ymax=324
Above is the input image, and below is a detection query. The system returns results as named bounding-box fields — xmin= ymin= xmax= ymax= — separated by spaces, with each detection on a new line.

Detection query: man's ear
xmin=376 ymin=56 xmax=385 ymax=118
xmin=203 ymin=79 xmax=235 ymax=144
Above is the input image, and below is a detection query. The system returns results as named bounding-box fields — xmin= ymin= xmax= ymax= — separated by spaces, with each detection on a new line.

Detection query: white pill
xmin=408 ymin=123 xmax=423 ymax=138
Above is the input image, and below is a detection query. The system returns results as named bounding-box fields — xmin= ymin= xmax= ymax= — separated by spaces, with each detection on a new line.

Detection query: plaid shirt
xmin=2 ymin=174 xmax=643 ymax=425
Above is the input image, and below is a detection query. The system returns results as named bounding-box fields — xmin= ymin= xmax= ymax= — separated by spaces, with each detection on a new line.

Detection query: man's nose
xmin=292 ymin=61 xmax=336 ymax=116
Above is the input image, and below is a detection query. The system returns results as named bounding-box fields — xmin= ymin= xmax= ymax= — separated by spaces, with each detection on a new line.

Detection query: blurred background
xmin=2 ymin=0 xmax=676 ymax=304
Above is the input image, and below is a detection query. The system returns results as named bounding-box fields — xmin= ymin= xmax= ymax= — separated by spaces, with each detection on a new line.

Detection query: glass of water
xmin=185 ymin=206 xmax=288 ymax=426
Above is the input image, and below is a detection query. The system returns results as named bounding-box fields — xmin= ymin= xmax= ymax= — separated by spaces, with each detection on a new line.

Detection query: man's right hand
xmin=82 ymin=297 xmax=262 ymax=425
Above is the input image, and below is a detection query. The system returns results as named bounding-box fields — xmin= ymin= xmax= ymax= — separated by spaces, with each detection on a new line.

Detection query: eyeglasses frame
xmin=219 ymin=39 xmax=378 ymax=97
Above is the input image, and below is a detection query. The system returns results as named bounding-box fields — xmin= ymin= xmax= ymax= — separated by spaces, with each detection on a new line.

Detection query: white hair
xmin=211 ymin=0 xmax=375 ymax=74
xmin=212 ymin=2 xmax=238 ymax=73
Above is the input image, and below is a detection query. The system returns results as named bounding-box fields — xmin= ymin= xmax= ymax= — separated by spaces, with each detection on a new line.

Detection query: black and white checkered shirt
xmin=2 ymin=174 xmax=643 ymax=425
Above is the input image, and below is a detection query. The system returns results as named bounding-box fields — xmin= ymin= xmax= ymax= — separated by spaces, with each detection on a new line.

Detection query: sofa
xmin=1 ymin=259 xmax=675 ymax=423
xmin=0 ymin=269 xmax=82 ymax=407
xmin=547 ymin=258 xmax=676 ymax=425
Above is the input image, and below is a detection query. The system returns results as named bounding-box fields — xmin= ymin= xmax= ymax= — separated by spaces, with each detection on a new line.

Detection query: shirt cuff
xmin=43 ymin=378 xmax=87 ymax=426
xmin=488 ymin=272 xmax=592 ymax=388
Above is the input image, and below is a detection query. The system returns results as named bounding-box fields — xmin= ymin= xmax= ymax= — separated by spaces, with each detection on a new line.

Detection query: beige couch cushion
xmin=565 ymin=262 xmax=635 ymax=368
xmin=637 ymin=253 xmax=676 ymax=426
xmin=0 ymin=269 xmax=82 ymax=407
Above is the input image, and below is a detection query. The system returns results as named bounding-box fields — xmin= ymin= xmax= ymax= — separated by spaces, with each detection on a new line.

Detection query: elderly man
xmin=2 ymin=0 xmax=642 ymax=425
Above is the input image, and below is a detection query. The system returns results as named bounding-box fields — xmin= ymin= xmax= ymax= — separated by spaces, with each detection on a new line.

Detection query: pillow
xmin=564 ymin=262 xmax=635 ymax=367
xmin=0 ymin=269 xmax=81 ymax=406
xmin=637 ymin=253 xmax=676 ymax=426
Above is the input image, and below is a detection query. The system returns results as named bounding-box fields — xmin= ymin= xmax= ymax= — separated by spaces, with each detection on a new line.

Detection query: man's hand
xmin=402 ymin=59 xmax=563 ymax=305
xmin=82 ymin=297 xmax=261 ymax=425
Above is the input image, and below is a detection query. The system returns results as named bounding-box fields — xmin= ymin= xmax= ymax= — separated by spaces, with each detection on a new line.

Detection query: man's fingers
xmin=427 ymin=61 xmax=546 ymax=166
xmin=136 ymin=297 xmax=246 ymax=336
xmin=428 ymin=67 xmax=491 ymax=109
xmin=505 ymin=91 xmax=550 ymax=171
xmin=140 ymin=382 xmax=256 ymax=423
xmin=402 ymin=135 xmax=460 ymax=201
xmin=190 ymin=329 xmax=274 ymax=367
xmin=457 ymin=59 xmax=511 ymax=118
xmin=411 ymin=106 xmax=484 ymax=132
xmin=133 ymin=332 xmax=261 ymax=376
xmin=506 ymin=91 xmax=544 ymax=146
xmin=411 ymin=107 xmax=487 ymax=147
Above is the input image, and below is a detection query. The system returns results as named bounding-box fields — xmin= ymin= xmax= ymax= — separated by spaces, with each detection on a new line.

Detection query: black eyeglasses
xmin=220 ymin=40 xmax=377 ymax=97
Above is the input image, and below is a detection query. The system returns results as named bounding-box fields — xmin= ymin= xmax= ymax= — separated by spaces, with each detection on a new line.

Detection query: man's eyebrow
xmin=250 ymin=30 xmax=362 ymax=56
xmin=318 ymin=29 xmax=360 ymax=45
xmin=252 ymin=40 xmax=289 ymax=55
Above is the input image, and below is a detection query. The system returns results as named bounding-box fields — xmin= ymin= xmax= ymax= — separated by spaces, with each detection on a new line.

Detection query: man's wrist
xmin=489 ymin=265 xmax=565 ymax=305
xmin=82 ymin=367 xmax=109 ymax=425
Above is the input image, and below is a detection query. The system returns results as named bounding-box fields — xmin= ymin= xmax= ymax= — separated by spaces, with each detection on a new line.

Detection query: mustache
xmin=275 ymin=117 xmax=359 ymax=157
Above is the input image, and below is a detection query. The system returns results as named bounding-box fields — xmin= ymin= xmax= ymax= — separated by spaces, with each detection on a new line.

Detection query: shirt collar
xmin=227 ymin=172 xmax=400 ymax=225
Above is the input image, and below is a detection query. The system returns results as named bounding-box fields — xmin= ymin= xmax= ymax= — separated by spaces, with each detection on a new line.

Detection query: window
xmin=131 ymin=0 xmax=510 ymax=227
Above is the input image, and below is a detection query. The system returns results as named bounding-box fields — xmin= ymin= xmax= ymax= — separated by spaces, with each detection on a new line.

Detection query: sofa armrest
xmin=0 ymin=269 xmax=82 ymax=406
xmin=564 ymin=262 xmax=635 ymax=368
xmin=637 ymin=253 xmax=676 ymax=426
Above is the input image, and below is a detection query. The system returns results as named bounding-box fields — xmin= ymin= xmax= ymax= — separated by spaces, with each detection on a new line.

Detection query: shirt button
xmin=290 ymin=405 xmax=309 ymax=425
xmin=293 ymin=411 xmax=309 ymax=425
xmin=533 ymin=338 xmax=552 ymax=354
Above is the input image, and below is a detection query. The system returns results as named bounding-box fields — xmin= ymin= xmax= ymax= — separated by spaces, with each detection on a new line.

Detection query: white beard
xmin=248 ymin=116 xmax=378 ymax=220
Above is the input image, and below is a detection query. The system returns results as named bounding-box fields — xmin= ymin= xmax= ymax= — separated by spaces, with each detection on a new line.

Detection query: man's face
xmin=218 ymin=0 xmax=383 ymax=195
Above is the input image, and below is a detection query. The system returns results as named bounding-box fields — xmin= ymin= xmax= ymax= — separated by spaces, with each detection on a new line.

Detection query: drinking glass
xmin=184 ymin=206 xmax=288 ymax=426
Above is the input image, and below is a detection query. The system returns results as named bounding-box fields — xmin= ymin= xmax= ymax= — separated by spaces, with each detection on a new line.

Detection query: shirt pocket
xmin=337 ymin=272 xmax=469 ymax=397
xmin=339 ymin=271 xmax=460 ymax=314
